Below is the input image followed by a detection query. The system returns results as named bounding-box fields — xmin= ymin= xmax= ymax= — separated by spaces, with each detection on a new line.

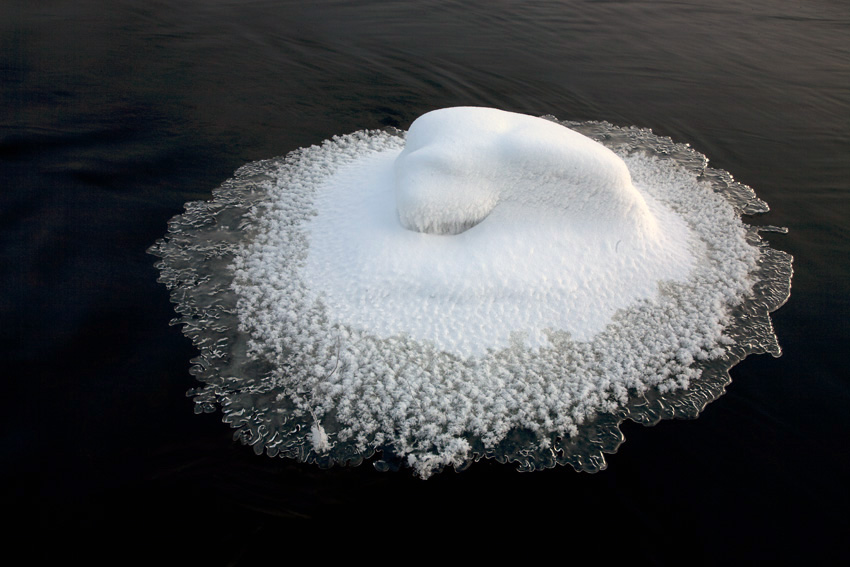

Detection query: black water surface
xmin=3 ymin=1 xmax=848 ymax=563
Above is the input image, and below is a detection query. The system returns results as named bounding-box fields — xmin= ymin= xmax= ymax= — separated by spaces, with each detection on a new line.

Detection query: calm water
xmin=3 ymin=0 xmax=848 ymax=563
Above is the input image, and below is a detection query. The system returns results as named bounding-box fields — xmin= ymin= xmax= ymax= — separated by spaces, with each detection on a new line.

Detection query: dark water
xmin=3 ymin=0 xmax=848 ymax=562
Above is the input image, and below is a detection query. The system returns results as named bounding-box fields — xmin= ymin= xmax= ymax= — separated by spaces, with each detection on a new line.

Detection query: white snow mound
xmin=303 ymin=107 xmax=695 ymax=356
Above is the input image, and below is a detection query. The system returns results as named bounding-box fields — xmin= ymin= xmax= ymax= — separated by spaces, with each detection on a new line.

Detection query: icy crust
xmin=150 ymin=119 xmax=792 ymax=479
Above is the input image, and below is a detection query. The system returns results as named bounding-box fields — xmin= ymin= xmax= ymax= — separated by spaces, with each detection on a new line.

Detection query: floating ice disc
xmin=150 ymin=107 xmax=792 ymax=479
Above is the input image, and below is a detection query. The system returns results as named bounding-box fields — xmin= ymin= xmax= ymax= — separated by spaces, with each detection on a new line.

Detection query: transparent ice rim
xmin=149 ymin=118 xmax=792 ymax=476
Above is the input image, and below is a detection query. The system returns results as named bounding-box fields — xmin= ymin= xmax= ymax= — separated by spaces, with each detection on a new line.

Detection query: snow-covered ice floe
xmin=150 ymin=107 xmax=792 ymax=478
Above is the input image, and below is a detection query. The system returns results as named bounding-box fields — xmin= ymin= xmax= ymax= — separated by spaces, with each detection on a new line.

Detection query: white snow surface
xmin=232 ymin=107 xmax=759 ymax=477
xmin=303 ymin=108 xmax=694 ymax=356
